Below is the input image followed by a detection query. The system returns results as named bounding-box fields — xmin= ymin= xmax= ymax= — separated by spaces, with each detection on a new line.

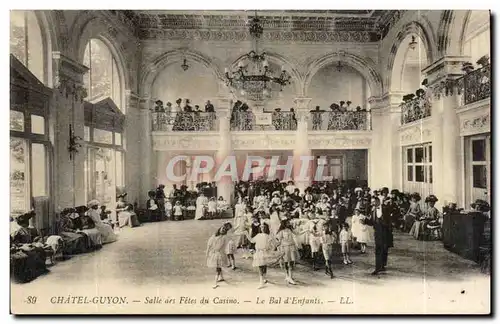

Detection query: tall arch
xmin=70 ymin=14 xmax=129 ymax=111
xmin=140 ymin=49 xmax=225 ymax=98
xmin=303 ymin=52 xmax=383 ymax=97
xmin=229 ymin=51 xmax=304 ymax=97
xmin=436 ymin=10 xmax=470 ymax=57
xmin=385 ymin=21 xmax=437 ymax=92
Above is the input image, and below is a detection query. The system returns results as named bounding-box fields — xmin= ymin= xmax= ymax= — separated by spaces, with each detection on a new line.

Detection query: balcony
xmin=151 ymin=112 xmax=218 ymax=131
xmin=230 ymin=111 xmax=297 ymax=131
xmin=400 ymin=94 xmax=431 ymax=125
xmin=460 ymin=64 xmax=491 ymax=106
xmin=309 ymin=111 xmax=371 ymax=131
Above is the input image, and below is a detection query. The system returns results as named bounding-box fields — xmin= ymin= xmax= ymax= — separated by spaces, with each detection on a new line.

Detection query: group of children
xmin=205 ymin=202 xmax=375 ymax=289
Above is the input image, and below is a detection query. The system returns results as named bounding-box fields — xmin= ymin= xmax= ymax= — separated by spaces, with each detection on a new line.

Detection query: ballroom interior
xmin=9 ymin=9 xmax=491 ymax=306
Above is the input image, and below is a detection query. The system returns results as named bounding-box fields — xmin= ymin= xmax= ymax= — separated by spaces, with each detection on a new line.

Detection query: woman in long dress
xmin=195 ymin=192 xmax=209 ymax=220
xmin=269 ymin=206 xmax=282 ymax=236
xmin=87 ymin=200 xmax=117 ymax=244
xmin=117 ymin=194 xmax=140 ymax=228
xmin=74 ymin=206 xmax=102 ymax=249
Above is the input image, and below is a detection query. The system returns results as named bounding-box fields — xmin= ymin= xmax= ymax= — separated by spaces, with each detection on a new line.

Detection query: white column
xmin=431 ymin=80 xmax=462 ymax=206
xmin=293 ymin=97 xmax=312 ymax=192
xmin=216 ymin=97 xmax=234 ymax=203
xmin=139 ymin=97 xmax=154 ymax=201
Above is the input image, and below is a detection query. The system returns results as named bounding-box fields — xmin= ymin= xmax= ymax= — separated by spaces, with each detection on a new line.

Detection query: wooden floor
xmin=11 ymin=219 xmax=491 ymax=314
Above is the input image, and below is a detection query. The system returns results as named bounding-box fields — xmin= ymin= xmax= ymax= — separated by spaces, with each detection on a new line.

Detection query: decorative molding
xmin=127 ymin=10 xmax=404 ymax=42
xmin=460 ymin=114 xmax=490 ymax=137
xmin=152 ymin=134 xmax=220 ymax=151
xmin=308 ymin=133 xmax=372 ymax=149
xmin=138 ymin=29 xmax=379 ymax=43
xmin=399 ymin=121 xmax=433 ymax=146
xmin=232 ymin=133 xmax=297 ymax=150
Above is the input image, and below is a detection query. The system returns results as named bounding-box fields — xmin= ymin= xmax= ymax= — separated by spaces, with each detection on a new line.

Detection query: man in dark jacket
xmin=365 ymin=196 xmax=393 ymax=275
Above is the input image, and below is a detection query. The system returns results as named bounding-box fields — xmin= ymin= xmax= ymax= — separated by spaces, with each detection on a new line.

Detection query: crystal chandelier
xmin=224 ymin=12 xmax=291 ymax=101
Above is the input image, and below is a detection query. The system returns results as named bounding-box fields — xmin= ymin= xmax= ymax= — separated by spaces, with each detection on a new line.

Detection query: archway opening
xmin=151 ymin=60 xmax=220 ymax=110
xmin=462 ymin=10 xmax=490 ymax=66
xmin=391 ymin=33 xmax=429 ymax=93
xmin=307 ymin=63 xmax=370 ymax=111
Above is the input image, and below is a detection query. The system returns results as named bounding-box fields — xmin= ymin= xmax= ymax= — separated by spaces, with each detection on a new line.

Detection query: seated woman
xmin=420 ymin=195 xmax=441 ymax=240
xmin=146 ymin=190 xmax=160 ymax=222
xmin=57 ymin=208 xmax=89 ymax=255
xmin=10 ymin=211 xmax=47 ymax=282
xmin=74 ymin=205 xmax=102 ymax=250
xmin=117 ymin=194 xmax=140 ymax=228
xmin=406 ymin=193 xmax=423 ymax=235
xmin=87 ymin=200 xmax=117 ymax=244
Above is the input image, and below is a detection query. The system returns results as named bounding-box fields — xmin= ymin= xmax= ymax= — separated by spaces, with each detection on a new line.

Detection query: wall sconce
xmin=68 ymin=124 xmax=82 ymax=160
xmin=181 ymin=58 xmax=189 ymax=71
xmin=409 ymin=35 xmax=418 ymax=50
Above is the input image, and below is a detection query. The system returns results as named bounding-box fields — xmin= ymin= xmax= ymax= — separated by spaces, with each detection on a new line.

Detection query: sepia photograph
xmin=7 ymin=5 xmax=492 ymax=315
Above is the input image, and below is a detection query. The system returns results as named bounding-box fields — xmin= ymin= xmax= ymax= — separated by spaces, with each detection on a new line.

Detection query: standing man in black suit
xmin=365 ymin=196 xmax=393 ymax=275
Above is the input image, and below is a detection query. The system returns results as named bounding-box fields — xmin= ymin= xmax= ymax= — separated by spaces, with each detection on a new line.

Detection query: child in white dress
xmin=206 ymin=223 xmax=232 ymax=289
xmin=245 ymin=223 xmax=281 ymax=289
xmin=207 ymin=197 xmax=217 ymax=220
xmin=165 ymin=200 xmax=173 ymax=220
xmin=225 ymin=229 xmax=237 ymax=270
xmin=339 ymin=223 xmax=353 ymax=265
xmin=276 ymin=219 xmax=300 ymax=285
xmin=173 ymin=201 xmax=184 ymax=221
xmin=351 ymin=208 xmax=372 ymax=253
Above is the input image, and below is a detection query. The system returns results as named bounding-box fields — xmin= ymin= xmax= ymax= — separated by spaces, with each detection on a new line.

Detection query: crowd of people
xmin=146 ymin=183 xmax=229 ymax=221
xmin=151 ymin=98 xmax=217 ymax=131
xmin=205 ymin=179 xmax=447 ymax=289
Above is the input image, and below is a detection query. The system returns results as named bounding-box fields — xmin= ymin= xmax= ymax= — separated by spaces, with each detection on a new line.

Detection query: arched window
xmin=82 ymin=38 xmax=125 ymax=215
xmin=10 ymin=10 xmax=44 ymax=83
xmin=83 ymin=38 xmax=122 ymax=110
xmin=463 ymin=11 xmax=490 ymax=66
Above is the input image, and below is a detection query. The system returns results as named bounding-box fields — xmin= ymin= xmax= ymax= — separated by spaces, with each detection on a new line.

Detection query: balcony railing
xmin=151 ymin=112 xmax=218 ymax=131
xmin=230 ymin=111 xmax=297 ymax=131
xmin=461 ymin=64 xmax=491 ymax=106
xmin=309 ymin=111 xmax=371 ymax=131
xmin=400 ymin=96 xmax=431 ymax=125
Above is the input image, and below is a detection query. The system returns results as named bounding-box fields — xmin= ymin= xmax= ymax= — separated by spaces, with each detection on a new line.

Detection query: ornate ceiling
xmin=112 ymin=10 xmax=404 ymax=43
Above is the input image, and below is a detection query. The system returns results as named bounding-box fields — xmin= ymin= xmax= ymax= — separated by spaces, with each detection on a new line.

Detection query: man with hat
xmin=365 ymin=196 xmax=393 ymax=275
xmin=155 ymin=185 xmax=167 ymax=221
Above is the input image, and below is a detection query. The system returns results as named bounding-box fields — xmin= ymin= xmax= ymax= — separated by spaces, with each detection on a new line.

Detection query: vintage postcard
xmin=9 ymin=8 xmax=491 ymax=315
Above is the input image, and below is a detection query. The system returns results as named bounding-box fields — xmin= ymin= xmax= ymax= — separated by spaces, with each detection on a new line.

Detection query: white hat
xmin=354 ymin=187 xmax=363 ymax=193
xmin=87 ymin=199 xmax=100 ymax=208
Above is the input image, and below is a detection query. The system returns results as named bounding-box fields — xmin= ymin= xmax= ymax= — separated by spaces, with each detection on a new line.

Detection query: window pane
xmin=10 ymin=138 xmax=28 ymax=216
xmin=115 ymin=132 xmax=122 ymax=146
xmin=31 ymin=143 xmax=46 ymax=196
xmin=428 ymin=145 xmax=432 ymax=163
xmin=415 ymin=147 xmax=424 ymax=163
xmin=10 ymin=110 xmax=24 ymax=131
xmin=10 ymin=10 xmax=26 ymax=65
xmin=473 ymin=165 xmax=487 ymax=189
xmin=84 ymin=126 xmax=90 ymax=141
xmin=88 ymin=39 xmax=113 ymax=102
xmin=472 ymin=139 xmax=486 ymax=161
xmin=407 ymin=166 xmax=413 ymax=181
xmin=116 ymin=150 xmax=123 ymax=188
xmin=93 ymin=128 xmax=113 ymax=144
xmin=407 ymin=148 xmax=413 ymax=163
xmin=26 ymin=11 xmax=44 ymax=82
xmin=31 ymin=114 xmax=45 ymax=134
xmin=428 ymin=165 xmax=433 ymax=183
xmin=415 ymin=165 xmax=425 ymax=182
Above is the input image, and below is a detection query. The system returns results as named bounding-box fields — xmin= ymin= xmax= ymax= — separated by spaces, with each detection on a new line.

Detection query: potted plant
xmin=462 ymin=61 xmax=475 ymax=73
xmin=477 ymin=54 xmax=490 ymax=67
